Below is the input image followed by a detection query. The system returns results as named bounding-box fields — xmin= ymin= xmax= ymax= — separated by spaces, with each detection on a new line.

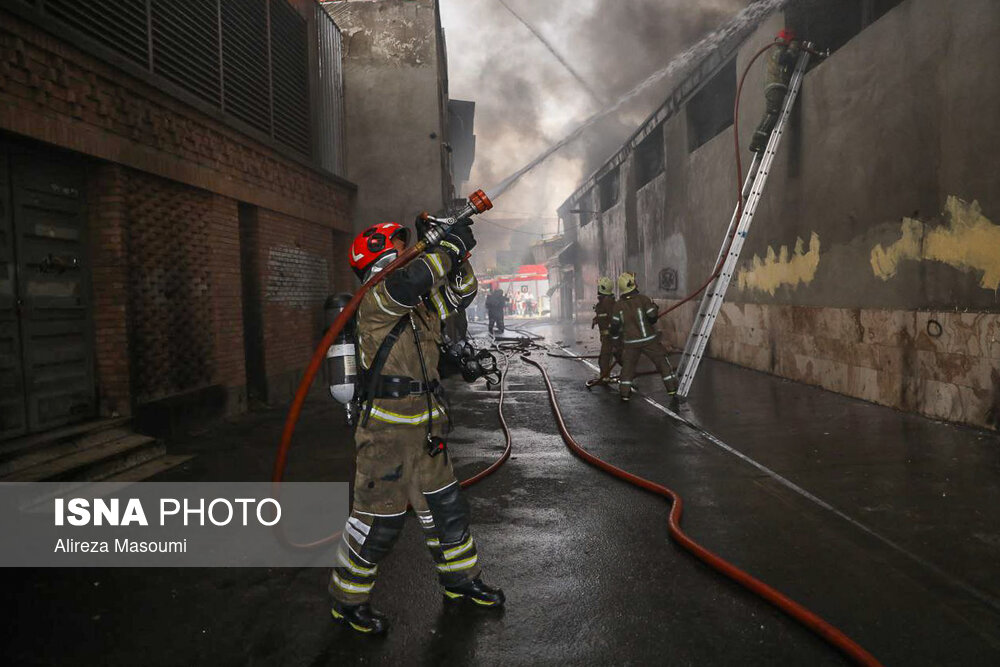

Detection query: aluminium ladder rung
xmin=677 ymin=49 xmax=811 ymax=398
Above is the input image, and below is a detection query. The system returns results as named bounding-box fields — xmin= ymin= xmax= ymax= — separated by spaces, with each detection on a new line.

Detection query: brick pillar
xmin=87 ymin=163 xmax=131 ymax=417
xmin=207 ymin=194 xmax=247 ymax=415
xmin=331 ymin=229 xmax=355 ymax=293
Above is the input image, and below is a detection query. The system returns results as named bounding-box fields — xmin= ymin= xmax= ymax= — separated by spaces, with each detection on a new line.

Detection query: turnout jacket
xmin=592 ymin=295 xmax=616 ymax=336
xmin=485 ymin=291 xmax=506 ymax=313
xmin=357 ymin=249 xmax=477 ymax=426
xmin=765 ymin=43 xmax=799 ymax=93
xmin=610 ymin=291 xmax=661 ymax=346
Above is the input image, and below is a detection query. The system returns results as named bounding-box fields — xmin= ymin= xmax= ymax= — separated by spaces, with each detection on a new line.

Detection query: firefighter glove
xmin=440 ymin=223 xmax=476 ymax=261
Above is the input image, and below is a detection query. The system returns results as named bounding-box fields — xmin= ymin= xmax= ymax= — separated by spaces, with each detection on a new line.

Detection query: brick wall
xmin=123 ymin=169 xmax=245 ymax=408
xmin=87 ymin=163 xmax=130 ymax=417
xmin=248 ymin=209 xmax=355 ymax=403
xmin=0 ymin=10 xmax=354 ymax=231
xmin=1 ymin=8 xmax=358 ymax=432
xmin=656 ymin=299 xmax=1000 ymax=431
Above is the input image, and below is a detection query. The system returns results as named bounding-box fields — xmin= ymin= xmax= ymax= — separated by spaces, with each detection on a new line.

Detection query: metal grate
xmin=151 ymin=0 xmax=221 ymax=107
xmin=44 ymin=0 xmax=150 ymax=68
xmin=18 ymin=0 xmax=346 ymax=162
xmin=220 ymin=0 xmax=271 ymax=135
xmin=269 ymin=0 xmax=311 ymax=155
xmin=316 ymin=4 xmax=346 ymax=175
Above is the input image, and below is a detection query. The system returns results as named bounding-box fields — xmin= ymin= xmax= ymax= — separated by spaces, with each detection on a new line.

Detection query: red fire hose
xmin=521 ymin=354 xmax=882 ymax=666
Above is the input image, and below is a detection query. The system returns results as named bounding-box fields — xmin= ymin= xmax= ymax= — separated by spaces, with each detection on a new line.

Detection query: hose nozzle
xmin=420 ymin=188 xmax=494 ymax=248
xmin=468 ymin=189 xmax=493 ymax=214
xmin=453 ymin=189 xmax=493 ymax=222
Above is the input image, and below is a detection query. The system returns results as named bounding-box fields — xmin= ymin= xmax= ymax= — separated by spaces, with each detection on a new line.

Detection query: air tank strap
xmin=359 ymin=316 xmax=411 ymax=427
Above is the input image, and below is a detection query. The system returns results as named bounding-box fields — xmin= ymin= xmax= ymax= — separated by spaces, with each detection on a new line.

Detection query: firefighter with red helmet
xmin=329 ymin=220 xmax=503 ymax=635
xmin=750 ymin=28 xmax=801 ymax=153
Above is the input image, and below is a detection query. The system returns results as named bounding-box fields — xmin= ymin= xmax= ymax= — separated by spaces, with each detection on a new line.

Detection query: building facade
xmin=559 ymin=0 xmax=1000 ymax=430
xmin=322 ymin=0 xmax=465 ymax=233
xmin=0 ymin=0 xmax=356 ymax=441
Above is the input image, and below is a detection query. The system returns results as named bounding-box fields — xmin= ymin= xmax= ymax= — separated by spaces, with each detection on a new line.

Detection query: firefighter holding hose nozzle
xmin=749 ymin=28 xmax=801 ymax=154
xmin=329 ymin=219 xmax=504 ymax=635
xmin=610 ymin=272 xmax=679 ymax=402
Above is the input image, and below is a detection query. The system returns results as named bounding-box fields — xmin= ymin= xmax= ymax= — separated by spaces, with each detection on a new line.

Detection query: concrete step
xmin=0 ymin=417 xmax=131 ymax=461
xmin=1 ymin=434 xmax=166 ymax=482
xmin=100 ymin=454 xmax=195 ymax=483
xmin=0 ymin=427 xmax=136 ymax=477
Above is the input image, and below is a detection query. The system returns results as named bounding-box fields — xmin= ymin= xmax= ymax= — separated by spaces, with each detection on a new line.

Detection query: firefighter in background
xmin=749 ymin=28 xmax=801 ymax=154
xmin=586 ymin=276 xmax=619 ymax=387
xmin=330 ymin=221 xmax=504 ymax=635
xmin=485 ymin=287 xmax=506 ymax=335
xmin=609 ymin=272 xmax=679 ymax=402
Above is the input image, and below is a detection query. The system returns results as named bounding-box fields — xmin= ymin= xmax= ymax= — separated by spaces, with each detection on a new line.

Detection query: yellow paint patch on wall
xmin=737 ymin=232 xmax=821 ymax=296
xmin=871 ymin=196 xmax=1000 ymax=290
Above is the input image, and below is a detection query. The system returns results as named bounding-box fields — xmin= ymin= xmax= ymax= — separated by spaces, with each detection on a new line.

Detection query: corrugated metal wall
xmin=13 ymin=0 xmax=336 ymax=162
xmin=315 ymin=4 xmax=346 ymax=176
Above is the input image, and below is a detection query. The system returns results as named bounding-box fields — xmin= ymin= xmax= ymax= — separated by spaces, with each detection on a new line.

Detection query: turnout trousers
xmin=750 ymin=86 xmax=788 ymax=153
xmin=329 ymin=414 xmax=482 ymax=606
xmin=619 ymin=340 xmax=679 ymax=398
xmin=487 ymin=310 xmax=504 ymax=335
xmin=598 ymin=334 xmax=620 ymax=380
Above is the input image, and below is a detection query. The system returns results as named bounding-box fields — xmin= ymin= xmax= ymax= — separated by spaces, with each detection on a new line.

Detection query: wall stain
xmin=986 ymin=368 xmax=1000 ymax=430
xmin=737 ymin=232 xmax=821 ymax=296
xmin=870 ymin=196 xmax=1000 ymax=290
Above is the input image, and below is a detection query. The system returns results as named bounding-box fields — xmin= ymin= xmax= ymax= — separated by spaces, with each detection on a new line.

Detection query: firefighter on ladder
xmin=749 ymin=28 xmax=801 ymax=154
xmin=330 ymin=220 xmax=504 ymax=635
xmin=609 ymin=272 xmax=679 ymax=402
xmin=586 ymin=276 xmax=619 ymax=387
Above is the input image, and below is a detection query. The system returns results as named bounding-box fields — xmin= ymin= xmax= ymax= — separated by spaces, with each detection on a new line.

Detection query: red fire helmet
xmin=349 ymin=222 xmax=409 ymax=280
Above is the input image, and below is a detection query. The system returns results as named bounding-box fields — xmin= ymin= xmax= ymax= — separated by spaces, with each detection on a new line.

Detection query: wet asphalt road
xmin=2 ymin=320 xmax=999 ymax=666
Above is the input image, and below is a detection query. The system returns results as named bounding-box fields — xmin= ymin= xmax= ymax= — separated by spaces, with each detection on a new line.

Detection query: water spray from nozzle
xmin=482 ymin=0 xmax=789 ymax=202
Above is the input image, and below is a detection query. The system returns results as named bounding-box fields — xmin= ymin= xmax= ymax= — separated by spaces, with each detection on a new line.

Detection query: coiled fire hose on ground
xmin=520 ymin=352 xmax=882 ymax=667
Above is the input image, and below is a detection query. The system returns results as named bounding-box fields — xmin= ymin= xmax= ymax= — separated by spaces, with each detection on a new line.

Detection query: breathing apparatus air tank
xmin=324 ymin=293 xmax=358 ymax=423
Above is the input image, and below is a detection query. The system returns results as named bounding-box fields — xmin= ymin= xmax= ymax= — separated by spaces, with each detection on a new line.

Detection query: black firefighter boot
xmin=331 ymin=600 xmax=389 ymax=635
xmin=444 ymin=576 xmax=506 ymax=608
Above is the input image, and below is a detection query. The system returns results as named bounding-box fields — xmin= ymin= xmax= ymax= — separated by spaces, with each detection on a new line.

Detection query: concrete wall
xmin=563 ymin=0 xmax=1000 ymax=430
xmin=326 ymin=0 xmax=453 ymax=232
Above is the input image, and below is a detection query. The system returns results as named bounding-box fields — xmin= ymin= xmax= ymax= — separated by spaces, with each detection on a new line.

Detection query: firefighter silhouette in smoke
xmin=609 ymin=272 xmax=679 ymax=402
xmin=749 ymin=28 xmax=801 ymax=154
xmin=587 ymin=276 xmax=620 ymax=387
xmin=329 ymin=220 xmax=504 ymax=635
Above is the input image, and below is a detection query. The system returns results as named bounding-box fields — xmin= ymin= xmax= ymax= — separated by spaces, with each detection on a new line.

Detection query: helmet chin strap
xmin=364 ymin=250 xmax=399 ymax=282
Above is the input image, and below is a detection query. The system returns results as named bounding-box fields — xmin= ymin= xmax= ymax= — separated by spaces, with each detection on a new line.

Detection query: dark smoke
xmin=496 ymin=0 xmax=605 ymax=106
xmin=441 ymin=0 xmax=746 ymax=262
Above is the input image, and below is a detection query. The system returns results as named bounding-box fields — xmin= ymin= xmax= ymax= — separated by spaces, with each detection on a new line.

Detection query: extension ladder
xmin=676 ymin=48 xmax=812 ymax=398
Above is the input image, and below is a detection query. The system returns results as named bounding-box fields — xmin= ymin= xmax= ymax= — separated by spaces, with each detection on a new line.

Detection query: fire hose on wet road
xmin=515 ymin=340 xmax=882 ymax=667
xmin=273 ymin=315 xmax=882 ymax=665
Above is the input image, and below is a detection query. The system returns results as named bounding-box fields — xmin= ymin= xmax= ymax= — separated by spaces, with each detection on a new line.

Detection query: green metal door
xmin=3 ymin=141 xmax=96 ymax=438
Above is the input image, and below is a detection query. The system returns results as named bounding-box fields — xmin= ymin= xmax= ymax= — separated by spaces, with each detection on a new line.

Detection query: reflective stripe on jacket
xmin=610 ymin=291 xmax=660 ymax=346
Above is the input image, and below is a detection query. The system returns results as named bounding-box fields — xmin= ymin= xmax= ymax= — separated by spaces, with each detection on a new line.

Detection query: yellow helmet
xmin=617 ymin=271 xmax=636 ymax=294
xmin=597 ymin=276 xmax=613 ymax=296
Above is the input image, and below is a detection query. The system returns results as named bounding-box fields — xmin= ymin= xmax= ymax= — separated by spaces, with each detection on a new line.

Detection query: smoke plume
xmin=440 ymin=0 xmax=748 ymax=263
